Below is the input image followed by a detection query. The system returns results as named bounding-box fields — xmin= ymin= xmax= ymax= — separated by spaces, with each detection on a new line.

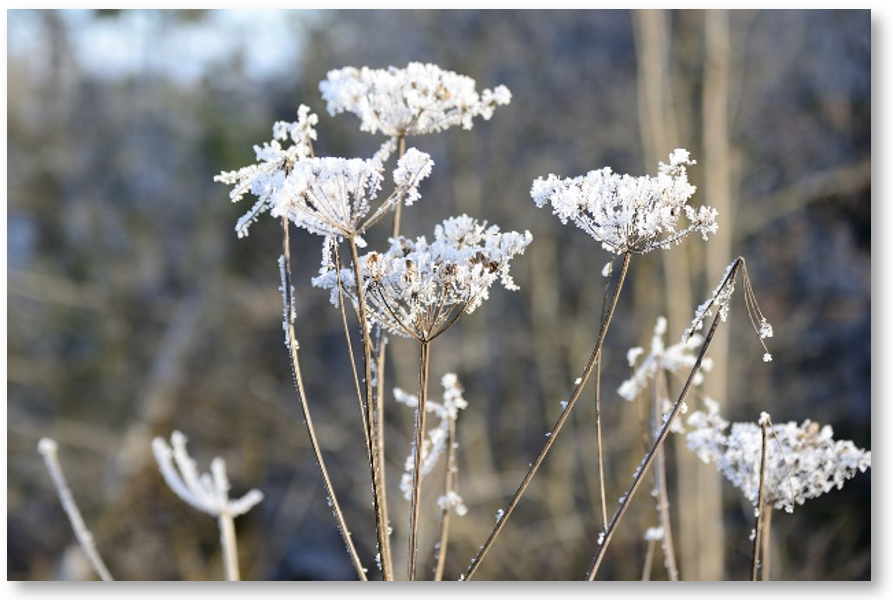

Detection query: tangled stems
xmin=280 ymin=219 xmax=368 ymax=581
xmin=584 ymin=258 xmax=741 ymax=581
xmin=463 ymin=251 xmax=632 ymax=581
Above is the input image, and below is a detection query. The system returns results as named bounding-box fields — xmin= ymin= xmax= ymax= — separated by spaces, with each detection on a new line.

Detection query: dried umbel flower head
xmin=268 ymin=147 xmax=433 ymax=245
xmin=530 ymin=149 xmax=718 ymax=255
xmin=683 ymin=401 xmax=871 ymax=512
xmin=320 ymin=62 xmax=512 ymax=138
xmin=214 ymin=105 xmax=319 ymax=238
xmin=313 ymin=214 xmax=532 ymax=341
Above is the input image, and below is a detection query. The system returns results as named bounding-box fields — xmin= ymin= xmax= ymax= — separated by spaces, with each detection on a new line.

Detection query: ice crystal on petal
xmin=530 ymin=150 xmax=717 ymax=254
xmin=314 ymin=214 xmax=532 ymax=341
xmin=683 ymin=402 xmax=871 ymax=511
xmin=320 ymin=62 xmax=511 ymax=139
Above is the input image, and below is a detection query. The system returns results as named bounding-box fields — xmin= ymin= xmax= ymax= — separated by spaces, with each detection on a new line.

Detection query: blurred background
xmin=6 ymin=9 xmax=871 ymax=581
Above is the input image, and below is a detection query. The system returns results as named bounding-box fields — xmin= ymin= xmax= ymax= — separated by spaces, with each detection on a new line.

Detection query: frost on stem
xmin=313 ymin=214 xmax=532 ymax=341
xmin=682 ymin=401 xmax=871 ymax=513
xmin=152 ymin=431 xmax=263 ymax=518
xmin=683 ymin=256 xmax=774 ymax=361
xmin=530 ymin=149 xmax=717 ymax=255
xmin=320 ymin=62 xmax=511 ymax=160
xmin=394 ymin=373 xmax=468 ymax=514
xmin=214 ymin=105 xmax=318 ymax=238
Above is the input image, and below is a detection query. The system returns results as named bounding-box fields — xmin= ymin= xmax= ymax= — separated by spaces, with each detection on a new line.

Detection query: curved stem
xmin=408 ymin=339 xmax=431 ymax=580
xmin=463 ymin=251 xmax=632 ymax=581
xmin=585 ymin=299 xmax=726 ymax=581
xmin=37 ymin=438 xmax=114 ymax=582
xmin=348 ymin=236 xmax=394 ymax=580
xmin=280 ymin=218 xmax=367 ymax=580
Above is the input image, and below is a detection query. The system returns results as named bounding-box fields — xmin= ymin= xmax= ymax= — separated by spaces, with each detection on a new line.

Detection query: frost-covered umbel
xmin=214 ymin=105 xmax=319 ymax=238
xmin=214 ymin=103 xmax=435 ymax=241
xmin=267 ymin=148 xmax=433 ymax=245
xmin=152 ymin=431 xmax=263 ymax=518
xmin=394 ymin=373 xmax=469 ymax=515
xmin=530 ymin=149 xmax=718 ymax=255
xmin=313 ymin=214 xmax=532 ymax=341
xmin=682 ymin=401 xmax=871 ymax=512
xmin=320 ymin=62 xmax=511 ymax=141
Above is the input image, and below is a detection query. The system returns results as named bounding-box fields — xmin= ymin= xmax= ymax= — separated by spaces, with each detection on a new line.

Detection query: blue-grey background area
xmin=7 ymin=9 xmax=872 ymax=581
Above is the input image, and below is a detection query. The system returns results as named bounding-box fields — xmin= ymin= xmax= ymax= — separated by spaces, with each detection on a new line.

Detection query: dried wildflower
xmin=618 ymin=316 xmax=713 ymax=404
xmin=214 ymin=105 xmax=319 ymax=238
xmin=313 ymin=214 xmax=532 ymax=341
xmin=320 ymin=62 xmax=512 ymax=139
xmin=152 ymin=431 xmax=263 ymax=518
xmin=267 ymin=147 xmax=432 ymax=245
xmin=395 ymin=373 xmax=468 ymax=513
xmin=530 ymin=149 xmax=717 ymax=255
xmin=683 ymin=401 xmax=871 ymax=512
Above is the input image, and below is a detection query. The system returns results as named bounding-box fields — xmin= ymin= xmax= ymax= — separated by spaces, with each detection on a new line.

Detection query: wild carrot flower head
xmin=682 ymin=401 xmax=871 ymax=512
xmin=267 ymin=147 xmax=433 ymax=245
xmin=530 ymin=149 xmax=717 ymax=255
xmin=313 ymin=214 xmax=532 ymax=341
xmin=214 ymin=105 xmax=319 ymax=238
xmin=320 ymin=62 xmax=512 ymax=138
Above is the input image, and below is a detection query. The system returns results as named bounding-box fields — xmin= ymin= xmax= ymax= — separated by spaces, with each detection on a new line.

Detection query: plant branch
xmin=463 ymin=251 xmax=632 ymax=581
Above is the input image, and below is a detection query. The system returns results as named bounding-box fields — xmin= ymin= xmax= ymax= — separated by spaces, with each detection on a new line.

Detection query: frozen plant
xmin=320 ymin=62 xmax=512 ymax=152
xmin=530 ymin=149 xmax=718 ymax=255
xmin=618 ymin=315 xmax=713 ymax=408
xmin=394 ymin=373 xmax=469 ymax=507
xmin=152 ymin=431 xmax=264 ymax=581
xmin=214 ymin=105 xmax=318 ymax=238
xmin=683 ymin=401 xmax=872 ymax=512
xmin=313 ymin=214 xmax=533 ymax=342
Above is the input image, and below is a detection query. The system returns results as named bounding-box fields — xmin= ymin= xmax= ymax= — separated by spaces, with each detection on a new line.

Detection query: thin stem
xmin=348 ymin=236 xmax=394 ymax=580
xmin=433 ymin=415 xmax=458 ymax=581
xmin=585 ymin=296 xmax=728 ymax=580
xmin=752 ymin=419 xmax=770 ymax=581
xmin=37 ymin=438 xmax=114 ymax=581
xmin=642 ymin=539 xmax=656 ymax=581
xmin=595 ymin=345 xmax=608 ymax=532
xmin=463 ymin=252 xmax=632 ymax=581
xmin=334 ymin=244 xmax=371 ymax=457
xmin=218 ymin=512 xmax=240 ymax=581
xmin=761 ymin=505 xmax=773 ymax=581
xmin=281 ymin=218 xmax=368 ymax=581
xmin=391 ymin=135 xmax=407 ymax=240
xmin=408 ymin=339 xmax=431 ymax=581
xmin=652 ymin=369 xmax=679 ymax=581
